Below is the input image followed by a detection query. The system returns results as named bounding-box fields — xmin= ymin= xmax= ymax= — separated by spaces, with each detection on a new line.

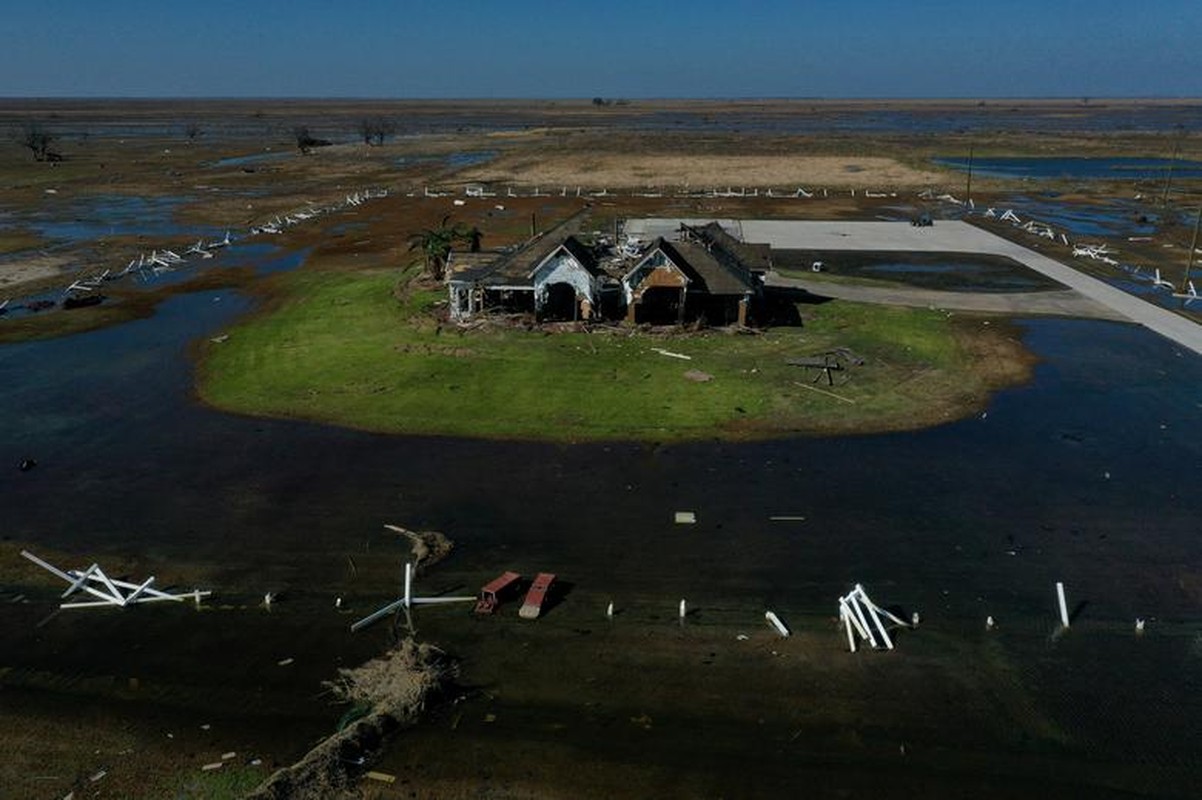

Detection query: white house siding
xmin=533 ymin=250 xmax=596 ymax=308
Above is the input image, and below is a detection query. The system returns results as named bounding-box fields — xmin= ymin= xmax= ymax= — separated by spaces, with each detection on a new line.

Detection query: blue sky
xmin=2 ymin=0 xmax=1200 ymax=98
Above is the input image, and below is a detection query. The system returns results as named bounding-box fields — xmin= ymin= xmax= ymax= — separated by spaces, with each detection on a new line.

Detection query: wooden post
xmin=677 ymin=287 xmax=686 ymax=325
xmin=737 ymin=295 xmax=749 ymax=327
xmin=530 ymin=212 xmax=537 ymax=238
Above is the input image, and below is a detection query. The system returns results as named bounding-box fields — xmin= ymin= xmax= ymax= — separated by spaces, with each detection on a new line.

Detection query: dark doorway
xmin=541 ymin=283 xmax=579 ymax=321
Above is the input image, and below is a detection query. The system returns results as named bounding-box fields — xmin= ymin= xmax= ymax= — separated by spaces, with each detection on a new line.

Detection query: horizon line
xmin=1 ymin=94 xmax=1201 ymax=103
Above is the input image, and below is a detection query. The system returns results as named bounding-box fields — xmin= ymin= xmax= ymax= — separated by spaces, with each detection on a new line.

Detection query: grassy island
xmin=197 ymin=260 xmax=1033 ymax=441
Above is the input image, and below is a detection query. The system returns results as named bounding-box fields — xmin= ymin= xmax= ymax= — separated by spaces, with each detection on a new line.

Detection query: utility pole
xmin=1161 ymin=125 xmax=1185 ymax=207
xmin=1185 ymin=206 xmax=1201 ymax=294
xmin=966 ymin=145 xmax=974 ymax=206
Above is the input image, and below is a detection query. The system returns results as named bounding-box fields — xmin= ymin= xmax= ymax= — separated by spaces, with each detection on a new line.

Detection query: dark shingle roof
xmin=451 ymin=231 xmax=598 ymax=288
xmin=687 ymin=222 xmax=772 ymax=273
xmin=664 ymin=240 xmax=756 ymax=296
xmin=446 ymin=251 xmax=506 ymax=283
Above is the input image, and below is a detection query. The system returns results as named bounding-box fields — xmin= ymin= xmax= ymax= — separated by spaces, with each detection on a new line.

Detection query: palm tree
xmin=408 ymin=217 xmax=481 ymax=280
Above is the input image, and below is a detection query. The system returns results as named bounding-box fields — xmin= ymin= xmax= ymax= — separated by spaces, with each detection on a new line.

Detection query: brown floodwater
xmin=1 ymin=262 xmax=1201 ymax=796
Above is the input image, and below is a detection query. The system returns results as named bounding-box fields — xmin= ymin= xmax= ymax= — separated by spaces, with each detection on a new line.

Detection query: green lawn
xmin=197 ymin=267 xmax=1023 ymax=441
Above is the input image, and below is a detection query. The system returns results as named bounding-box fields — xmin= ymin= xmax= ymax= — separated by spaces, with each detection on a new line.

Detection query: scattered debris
xmin=352 ymin=560 xmax=474 ymax=632
xmin=365 ymin=771 xmax=397 ymax=784
xmin=765 ymin=611 xmax=790 ymax=637
xmin=793 ymin=381 xmax=855 ymax=404
xmin=683 ymin=369 xmax=713 ymax=382
xmin=474 ymin=571 xmax=522 ymax=615
xmin=1056 ymin=581 xmax=1071 ymax=628
xmin=248 ymin=640 xmax=451 ymax=800
xmin=201 ymin=762 xmax=224 ymax=772
xmin=383 ymin=523 xmax=453 ymax=569
xmin=519 ymin=572 xmax=556 ymax=620
xmin=651 ymin=347 xmax=691 ymax=360
xmin=838 ymin=584 xmax=911 ymax=652
xmin=20 ymin=550 xmax=210 ymax=610
xmin=769 ymin=515 xmax=806 ymax=522
xmin=277 ymin=658 xmax=294 ymax=667
xmin=18 ymin=457 xmax=36 ymax=472
xmin=674 ymin=511 xmax=697 ymax=524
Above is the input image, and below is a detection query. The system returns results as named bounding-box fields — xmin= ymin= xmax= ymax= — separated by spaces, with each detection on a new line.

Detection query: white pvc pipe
xmin=403 ymin=562 xmax=413 ymax=609
xmin=848 ymin=595 xmax=877 ymax=648
xmin=840 ymin=598 xmax=869 ymax=640
xmin=679 ymin=599 xmax=687 ymax=620
xmin=765 ymin=611 xmax=790 ymax=638
xmin=1056 ymin=582 xmax=1070 ymax=628
xmin=841 ymin=607 xmax=857 ymax=652
xmin=63 ymin=564 xmax=99 ymax=598
xmin=859 ymin=593 xmax=894 ymax=650
xmin=122 ymin=576 xmax=157 ymax=606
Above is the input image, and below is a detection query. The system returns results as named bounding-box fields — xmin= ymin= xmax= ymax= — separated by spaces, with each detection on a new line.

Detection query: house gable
xmin=623 ymin=243 xmax=691 ymax=301
xmin=532 ymin=242 xmax=598 ymax=307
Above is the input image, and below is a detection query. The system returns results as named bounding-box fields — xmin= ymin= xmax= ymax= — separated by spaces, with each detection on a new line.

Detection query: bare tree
xmin=358 ymin=116 xmax=396 ymax=146
xmin=20 ymin=121 xmax=57 ymax=161
xmin=292 ymin=125 xmax=332 ymax=155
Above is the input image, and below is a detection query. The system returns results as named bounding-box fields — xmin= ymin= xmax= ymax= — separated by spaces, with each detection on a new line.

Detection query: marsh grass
xmin=198 ymin=266 xmax=1029 ymax=441
xmin=0 ymin=228 xmax=47 ymax=254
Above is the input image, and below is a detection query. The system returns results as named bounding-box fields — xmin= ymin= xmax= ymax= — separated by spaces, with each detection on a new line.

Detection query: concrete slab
xmin=624 ymin=218 xmax=1202 ymax=356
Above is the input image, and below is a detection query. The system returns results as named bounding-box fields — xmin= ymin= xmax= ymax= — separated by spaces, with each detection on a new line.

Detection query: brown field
xmin=465 ymin=152 xmax=944 ymax=190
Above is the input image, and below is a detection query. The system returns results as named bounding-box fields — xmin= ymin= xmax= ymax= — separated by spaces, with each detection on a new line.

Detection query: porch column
xmin=737 ymin=295 xmax=749 ymax=326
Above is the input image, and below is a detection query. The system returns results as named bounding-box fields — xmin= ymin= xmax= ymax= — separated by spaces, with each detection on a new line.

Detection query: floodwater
xmin=934 ymin=156 xmax=1202 ymax=182
xmin=210 ymin=150 xmax=293 ymax=168
xmin=989 ymin=194 xmax=1166 ymax=239
xmin=2 ymin=242 xmax=1201 ymax=795
xmin=393 ymin=149 xmax=500 ymax=170
xmin=15 ymin=193 xmax=225 ymax=244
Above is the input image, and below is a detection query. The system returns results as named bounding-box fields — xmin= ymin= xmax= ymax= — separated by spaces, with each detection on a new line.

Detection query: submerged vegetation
xmin=197 ymin=264 xmax=1032 ymax=441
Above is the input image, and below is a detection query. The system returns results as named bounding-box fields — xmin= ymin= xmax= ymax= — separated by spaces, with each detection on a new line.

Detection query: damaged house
xmin=622 ymin=223 xmax=768 ymax=326
xmin=446 ymin=220 xmax=771 ymax=326
xmin=447 ymin=233 xmax=614 ymax=322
